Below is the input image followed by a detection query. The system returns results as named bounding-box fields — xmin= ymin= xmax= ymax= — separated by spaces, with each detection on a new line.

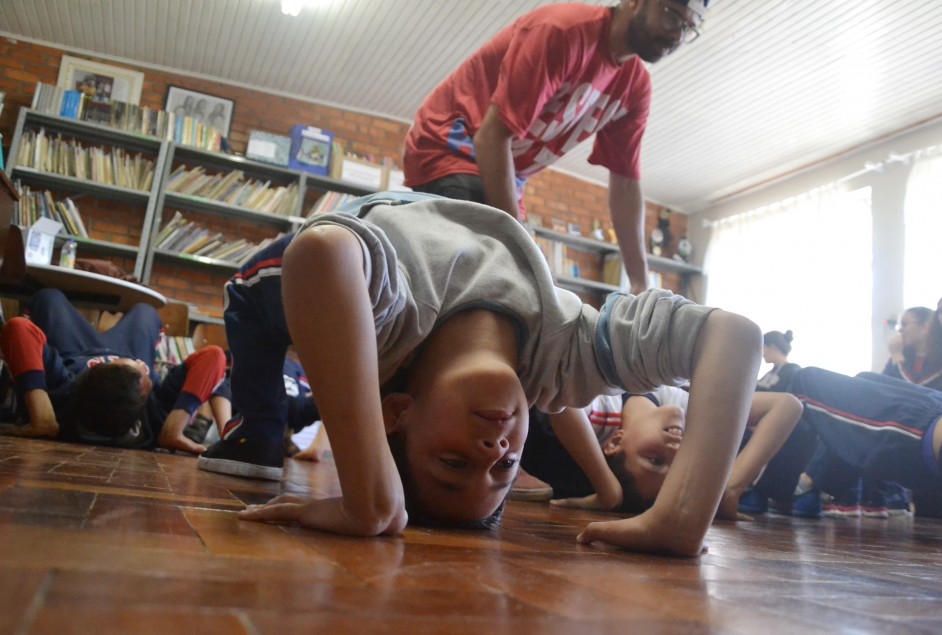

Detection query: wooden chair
xmin=191 ymin=322 xmax=228 ymax=351
xmin=157 ymin=301 xmax=191 ymax=337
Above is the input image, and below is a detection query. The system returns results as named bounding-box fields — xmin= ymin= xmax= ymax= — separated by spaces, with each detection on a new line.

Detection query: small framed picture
xmin=56 ymin=55 xmax=144 ymax=105
xmin=165 ymin=86 xmax=235 ymax=138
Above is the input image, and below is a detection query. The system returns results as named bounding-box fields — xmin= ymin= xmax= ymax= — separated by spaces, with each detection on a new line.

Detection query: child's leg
xmin=99 ymin=303 xmax=164 ymax=367
xmin=791 ymin=367 xmax=941 ymax=490
xmin=25 ymin=289 xmax=102 ymax=356
xmin=198 ymin=235 xmax=294 ymax=480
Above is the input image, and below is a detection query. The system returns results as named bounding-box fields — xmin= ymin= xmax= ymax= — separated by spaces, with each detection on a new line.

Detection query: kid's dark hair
xmin=387 ymin=429 xmax=505 ymax=530
xmin=605 ymin=453 xmax=654 ymax=514
xmin=71 ymin=364 xmax=147 ymax=437
xmin=763 ymin=330 xmax=794 ymax=356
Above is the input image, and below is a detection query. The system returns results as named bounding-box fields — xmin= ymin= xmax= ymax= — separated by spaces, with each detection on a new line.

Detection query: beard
xmin=626 ymin=13 xmax=681 ymax=63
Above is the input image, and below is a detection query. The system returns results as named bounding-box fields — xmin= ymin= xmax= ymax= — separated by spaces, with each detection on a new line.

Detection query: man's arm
xmin=545 ymin=407 xmax=622 ymax=510
xmin=578 ymin=310 xmax=761 ymax=556
xmin=716 ymin=392 xmax=803 ymax=520
xmin=241 ymin=226 xmax=407 ymax=536
xmin=609 ymin=173 xmax=650 ymax=295
xmin=473 ymin=105 xmax=522 ymax=220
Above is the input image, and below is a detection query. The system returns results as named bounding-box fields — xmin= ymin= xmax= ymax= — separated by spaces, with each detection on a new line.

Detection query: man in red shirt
xmin=403 ymin=0 xmax=709 ymax=294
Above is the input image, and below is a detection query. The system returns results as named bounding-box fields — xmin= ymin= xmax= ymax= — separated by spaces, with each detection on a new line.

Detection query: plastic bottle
xmin=59 ymin=239 xmax=77 ymax=269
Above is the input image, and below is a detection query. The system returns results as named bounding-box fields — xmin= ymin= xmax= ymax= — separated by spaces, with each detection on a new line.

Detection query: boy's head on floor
xmin=603 ymin=395 xmax=685 ymax=511
xmin=72 ymin=358 xmax=153 ymax=437
xmin=382 ymin=349 xmax=530 ymax=528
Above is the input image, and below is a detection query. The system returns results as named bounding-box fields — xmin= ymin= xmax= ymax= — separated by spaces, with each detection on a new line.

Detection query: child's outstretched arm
xmin=240 ymin=226 xmax=407 ymax=536
xmin=0 ymin=317 xmax=59 ymax=438
xmin=716 ymin=392 xmax=803 ymax=520
xmin=577 ymin=309 xmax=761 ymax=556
xmin=545 ymin=407 xmax=622 ymax=510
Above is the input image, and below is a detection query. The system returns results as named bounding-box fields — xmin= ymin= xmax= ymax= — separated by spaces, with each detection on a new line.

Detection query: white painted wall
xmin=687 ymin=118 xmax=942 ymax=372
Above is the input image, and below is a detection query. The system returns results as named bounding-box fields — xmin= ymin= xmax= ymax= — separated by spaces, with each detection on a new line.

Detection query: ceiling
xmin=2 ymin=0 xmax=941 ymax=213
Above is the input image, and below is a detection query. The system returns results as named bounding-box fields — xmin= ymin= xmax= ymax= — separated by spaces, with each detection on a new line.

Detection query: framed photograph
xmin=56 ymin=55 xmax=144 ymax=105
xmin=165 ymin=86 xmax=234 ymax=138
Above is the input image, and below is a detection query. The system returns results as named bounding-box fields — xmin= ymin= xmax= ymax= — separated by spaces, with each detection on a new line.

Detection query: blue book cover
xmin=59 ymin=90 xmax=82 ymax=119
xmin=288 ymin=125 xmax=333 ymax=176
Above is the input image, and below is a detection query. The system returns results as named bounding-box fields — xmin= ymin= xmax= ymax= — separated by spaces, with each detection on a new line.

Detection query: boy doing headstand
xmin=199 ymin=192 xmax=760 ymax=555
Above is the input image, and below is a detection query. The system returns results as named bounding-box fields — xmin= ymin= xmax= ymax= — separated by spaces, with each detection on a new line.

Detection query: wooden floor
xmin=2 ymin=437 xmax=941 ymax=635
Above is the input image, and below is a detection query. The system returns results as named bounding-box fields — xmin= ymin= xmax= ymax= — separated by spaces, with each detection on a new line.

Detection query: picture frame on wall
xmin=56 ymin=55 xmax=144 ymax=105
xmin=165 ymin=86 xmax=234 ymax=138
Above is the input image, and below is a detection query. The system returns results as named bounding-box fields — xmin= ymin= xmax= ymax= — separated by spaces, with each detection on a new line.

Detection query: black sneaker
xmin=198 ymin=429 xmax=284 ymax=481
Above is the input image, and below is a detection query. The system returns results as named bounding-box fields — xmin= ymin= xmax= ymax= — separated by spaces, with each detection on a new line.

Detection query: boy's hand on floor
xmin=239 ymin=493 xmax=408 ymax=536
xmin=715 ymin=488 xmax=753 ymax=522
xmin=550 ymin=493 xmax=615 ymax=511
xmin=576 ymin=512 xmax=707 ymax=557
xmin=157 ymin=410 xmax=206 ymax=455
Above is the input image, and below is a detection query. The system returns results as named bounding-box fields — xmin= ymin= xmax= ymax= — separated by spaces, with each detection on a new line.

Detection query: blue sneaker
xmin=791 ymin=489 xmax=822 ymax=519
xmin=197 ymin=416 xmax=284 ymax=481
xmin=738 ymin=488 xmax=768 ymax=514
xmin=883 ymin=482 xmax=913 ymax=517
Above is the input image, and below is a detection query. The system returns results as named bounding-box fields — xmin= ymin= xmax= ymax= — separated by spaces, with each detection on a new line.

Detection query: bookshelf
xmin=144 ymin=142 xmax=376 ymax=314
xmin=4 ymin=109 xmax=168 ymax=280
xmin=530 ymin=225 xmax=702 ymax=297
xmin=5 ymin=108 xmax=378 ymax=318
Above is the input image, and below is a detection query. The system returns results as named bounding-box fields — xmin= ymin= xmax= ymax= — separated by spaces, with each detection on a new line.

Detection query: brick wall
xmin=0 ymin=38 xmax=688 ymax=313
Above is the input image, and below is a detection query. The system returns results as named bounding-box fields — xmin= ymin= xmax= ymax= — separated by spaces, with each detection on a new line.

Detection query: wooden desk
xmin=1 ymin=263 xmax=166 ymax=312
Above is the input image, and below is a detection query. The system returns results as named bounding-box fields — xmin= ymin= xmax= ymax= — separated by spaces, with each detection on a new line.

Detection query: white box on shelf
xmin=25 ymin=217 xmax=63 ymax=265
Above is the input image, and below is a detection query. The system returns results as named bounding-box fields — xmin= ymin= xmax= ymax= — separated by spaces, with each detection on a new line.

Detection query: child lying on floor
xmin=0 ymin=288 xmax=230 ymax=453
xmin=523 ymin=388 xmax=803 ymax=521
xmin=567 ymin=367 xmax=942 ymax=541
xmin=202 ymin=191 xmax=761 ymax=555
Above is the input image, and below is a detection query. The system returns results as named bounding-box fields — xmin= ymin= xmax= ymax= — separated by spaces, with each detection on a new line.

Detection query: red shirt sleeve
xmin=0 ymin=317 xmax=47 ymax=377
xmin=178 ymin=345 xmax=227 ymax=405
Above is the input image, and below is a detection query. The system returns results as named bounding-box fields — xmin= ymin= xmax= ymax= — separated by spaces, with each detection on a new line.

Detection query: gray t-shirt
xmin=303 ymin=194 xmax=713 ymax=413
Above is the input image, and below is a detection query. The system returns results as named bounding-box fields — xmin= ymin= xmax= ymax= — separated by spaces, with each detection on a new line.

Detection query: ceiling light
xmin=281 ymin=0 xmax=302 ymax=16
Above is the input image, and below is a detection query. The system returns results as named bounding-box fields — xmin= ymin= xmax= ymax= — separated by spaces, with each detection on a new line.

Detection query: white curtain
xmin=704 ymin=186 xmax=873 ymax=376
xmin=902 ymin=149 xmax=942 ymax=309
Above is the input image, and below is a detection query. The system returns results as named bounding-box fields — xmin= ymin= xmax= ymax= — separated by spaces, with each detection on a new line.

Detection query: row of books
xmin=15 ymin=128 xmax=156 ymax=191
xmin=155 ymin=210 xmax=288 ymax=265
xmin=12 ymin=183 xmax=89 ymax=238
xmin=165 ymin=165 xmax=300 ymax=217
xmin=155 ymin=334 xmax=197 ymax=370
xmin=306 ymin=190 xmax=357 ymax=217
xmin=31 ymin=82 xmax=224 ymax=152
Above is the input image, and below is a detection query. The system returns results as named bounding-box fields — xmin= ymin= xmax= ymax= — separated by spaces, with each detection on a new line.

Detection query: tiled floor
xmin=1 ymin=436 xmax=941 ymax=634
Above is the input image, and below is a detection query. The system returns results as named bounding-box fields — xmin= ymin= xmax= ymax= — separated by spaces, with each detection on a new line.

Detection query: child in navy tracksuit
xmin=1 ymin=288 xmax=229 ymax=452
xmin=789 ymin=367 xmax=942 ymax=515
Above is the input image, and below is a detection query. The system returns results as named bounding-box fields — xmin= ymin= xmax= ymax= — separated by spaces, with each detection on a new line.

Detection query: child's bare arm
xmin=545 ymin=407 xmax=622 ymax=510
xmin=716 ymin=392 xmax=803 ymax=520
xmin=2 ymin=389 xmax=59 ymax=438
xmin=577 ymin=309 xmax=761 ymax=556
xmin=257 ymin=225 xmax=406 ymax=536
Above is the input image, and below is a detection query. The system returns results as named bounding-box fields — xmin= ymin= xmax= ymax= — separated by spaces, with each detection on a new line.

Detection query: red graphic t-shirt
xmin=403 ymin=3 xmax=651 ymax=193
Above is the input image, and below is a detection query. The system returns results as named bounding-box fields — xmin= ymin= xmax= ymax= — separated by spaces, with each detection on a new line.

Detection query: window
xmin=704 ymin=186 xmax=873 ymax=376
xmin=902 ymin=149 xmax=942 ymax=310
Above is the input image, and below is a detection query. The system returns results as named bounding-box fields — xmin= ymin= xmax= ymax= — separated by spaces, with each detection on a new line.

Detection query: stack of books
xmin=155 ymin=210 xmax=287 ymax=265
xmin=306 ymin=191 xmax=356 ymax=216
xmin=31 ymin=82 xmax=224 ymax=152
xmin=155 ymin=334 xmax=196 ymax=370
xmin=164 ymin=165 xmax=300 ymax=217
xmin=12 ymin=184 xmax=89 ymax=237
xmin=15 ymin=128 xmax=156 ymax=191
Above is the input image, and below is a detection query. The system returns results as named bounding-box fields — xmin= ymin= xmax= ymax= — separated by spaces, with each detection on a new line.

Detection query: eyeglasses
xmin=657 ymin=0 xmax=702 ymax=44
